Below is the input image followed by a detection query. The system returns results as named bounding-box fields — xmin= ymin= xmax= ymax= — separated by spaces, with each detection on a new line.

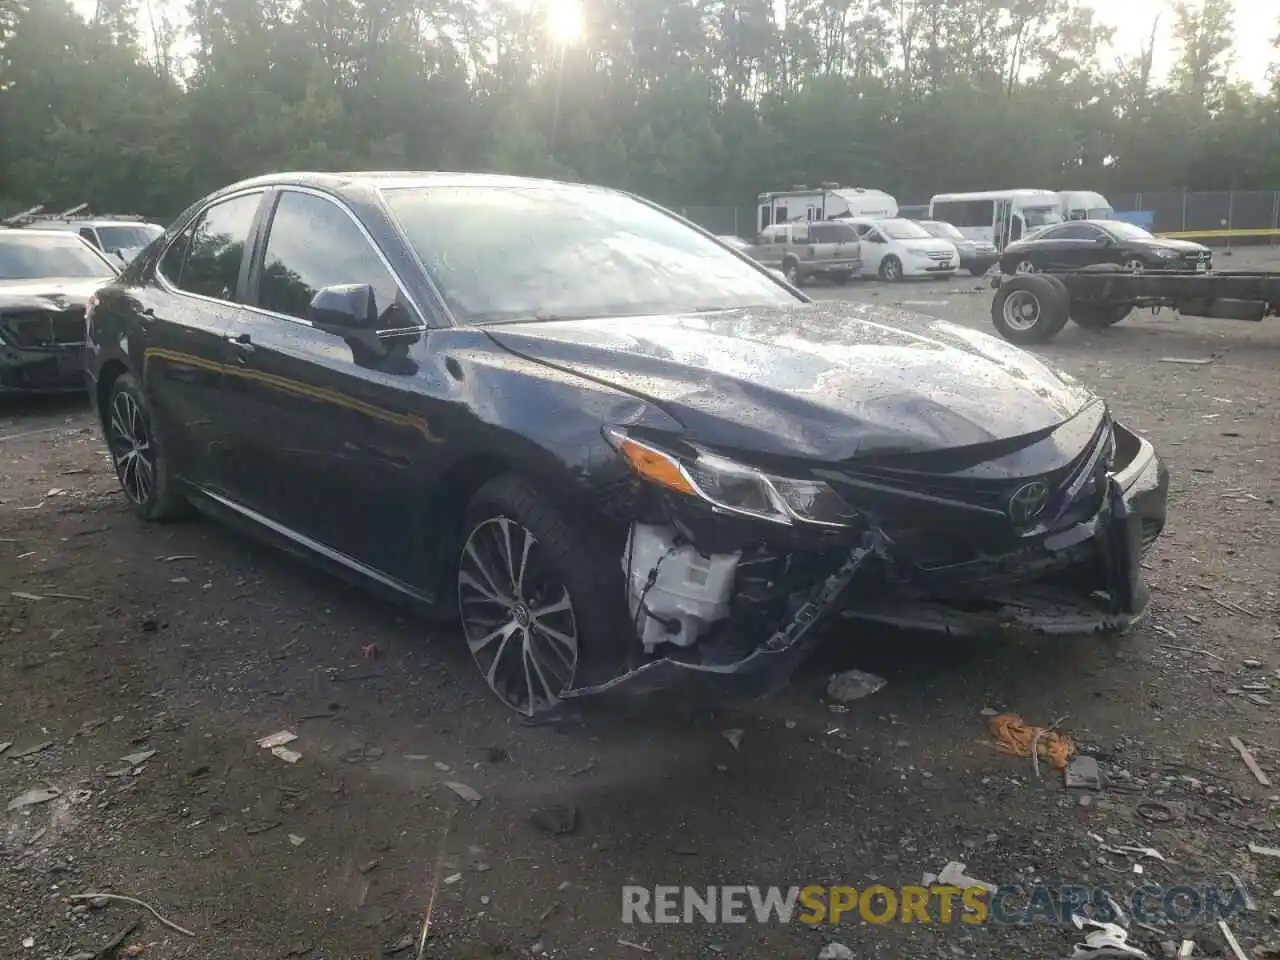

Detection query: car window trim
xmin=243 ymin=186 xmax=428 ymax=335
xmin=153 ymin=187 xmax=270 ymax=308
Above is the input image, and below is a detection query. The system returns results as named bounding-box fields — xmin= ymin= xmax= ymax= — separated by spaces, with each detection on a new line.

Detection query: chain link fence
xmin=680 ymin=193 xmax=1280 ymax=243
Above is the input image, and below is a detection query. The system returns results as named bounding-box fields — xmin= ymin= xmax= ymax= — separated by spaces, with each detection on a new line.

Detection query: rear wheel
xmin=105 ymin=372 xmax=187 ymax=521
xmin=783 ymin=258 xmax=803 ymax=286
xmin=457 ymin=476 xmax=630 ymax=716
xmin=990 ymin=275 xmax=1070 ymax=345
xmin=1123 ymin=258 xmax=1145 ymax=274
xmin=1014 ymin=259 xmax=1037 ymax=275
xmin=879 ymin=256 xmax=903 ymax=282
xmin=1072 ymin=302 xmax=1133 ymax=329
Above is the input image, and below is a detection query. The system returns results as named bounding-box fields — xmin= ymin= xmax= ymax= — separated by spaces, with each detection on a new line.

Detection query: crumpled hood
xmin=0 ymin=277 xmax=105 ymax=308
xmin=484 ymin=301 xmax=1098 ymax=461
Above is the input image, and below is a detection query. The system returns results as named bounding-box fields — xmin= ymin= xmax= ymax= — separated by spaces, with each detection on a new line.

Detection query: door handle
xmin=225 ymin=332 xmax=254 ymax=356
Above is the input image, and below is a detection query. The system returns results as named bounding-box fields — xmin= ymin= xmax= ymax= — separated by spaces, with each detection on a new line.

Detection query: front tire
xmin=969 ymin=264 xmax=989 ymax=277
xmin=990 ymin=275 xmax=1070 ymax=345
xmin=457 ymin=476 xmax=630 ymax=716
xmin=783 ymin=258 xmax=803 ymax=286
xmin=105 ymin=372 xmax=187 ymax=521
xmin=879 ymin=256 xmax=903 ymax=282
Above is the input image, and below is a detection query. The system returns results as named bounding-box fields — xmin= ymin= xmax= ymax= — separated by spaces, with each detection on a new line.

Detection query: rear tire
xmin=990 ymin=275 xmax=1071 ymax=345
xmin=457 ymin=475 xmax=631 ymax=716
xmin=879 ymin=256 xmax=903 ymax=282
xmin=969 ymin=264 xmax=989 ymax=277
xmin=104 ymin=372 xmax=188 ymax=521
xmin=783 ymin=258 xmax=803 ymax=286
xmin=1072 ymin=303 xmax=1133 ymax=329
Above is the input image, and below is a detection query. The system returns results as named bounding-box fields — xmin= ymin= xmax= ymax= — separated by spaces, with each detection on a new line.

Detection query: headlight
xmin=905 ymin=246 xmax=932 ymax=256
xmin=603 ymin=427 xmax=858 ymax=527
xmin=1153 ymin=248 xmax=1178 ymax=259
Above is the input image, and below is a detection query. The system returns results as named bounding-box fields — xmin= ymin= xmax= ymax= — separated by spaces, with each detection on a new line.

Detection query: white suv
xmin=24 ymin=218 xmax=164 ymax=265
xmin=843 ymin=216 xmax=959 ymax=281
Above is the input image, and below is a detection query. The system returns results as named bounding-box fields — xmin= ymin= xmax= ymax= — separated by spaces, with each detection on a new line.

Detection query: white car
xmin=842 ymin=217 xmax=959 ymax=281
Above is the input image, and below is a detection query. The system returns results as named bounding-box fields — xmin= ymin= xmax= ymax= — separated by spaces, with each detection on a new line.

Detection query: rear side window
xmin=256 ymin=191 xmax=402 ymax=324
xmin=78 ymin=227 xmax=101 ymax=248
xmin=810 ymin=223 xmax=857 ymax=242
xmin=171 ymin=192 xmax=263 ymax=301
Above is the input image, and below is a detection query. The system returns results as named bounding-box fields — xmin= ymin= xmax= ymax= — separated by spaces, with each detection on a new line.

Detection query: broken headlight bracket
xmin=603 ymin=426 xmax=859 ymax=528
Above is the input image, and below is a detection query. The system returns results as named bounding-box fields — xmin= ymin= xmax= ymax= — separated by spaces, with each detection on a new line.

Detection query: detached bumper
xmin=843 ymin=428 xmax=1168 ymax=637
xmin=0 ymin=344 xmax=87 ymax=394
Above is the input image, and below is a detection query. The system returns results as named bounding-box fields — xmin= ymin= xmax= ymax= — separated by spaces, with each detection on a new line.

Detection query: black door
xmin=138 ymin=190 xmax=267 ymax=492
xmin=220 ymin=188 xmax=434 ymax=584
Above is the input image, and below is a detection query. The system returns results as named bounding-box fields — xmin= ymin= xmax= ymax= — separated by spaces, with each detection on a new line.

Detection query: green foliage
xmin=0 ymin=0 xmax=1278 ymax=219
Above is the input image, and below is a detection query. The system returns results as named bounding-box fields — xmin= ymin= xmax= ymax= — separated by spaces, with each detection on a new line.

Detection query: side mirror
xmin=307 ymin=283 xmax=378 ymax=332
xmin=1094 ymin=235 xmax=1110 ymax=245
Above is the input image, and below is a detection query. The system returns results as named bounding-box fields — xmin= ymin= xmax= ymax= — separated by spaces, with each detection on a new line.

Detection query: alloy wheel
xmin=883 ymin=258 xmax=901 ymax=281
xmin=1015 ymin=260 xmax=1037 ymax=274
xmin=1001 ymin=290 xmax=1041 ymax=332
xmin=1124 ymin=259 xmax=1144 ymax=274
xmin=457 ymin=516 xmax=579 ymax=716
xmin=108 ymin=391 xmax=155 ymax=506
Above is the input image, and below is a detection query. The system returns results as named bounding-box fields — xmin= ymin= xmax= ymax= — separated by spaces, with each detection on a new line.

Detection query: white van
xmin=927 ymin=190 xmax=1063 ymax=249
xmin=843 ymin=216 xmax=958 ymax=281
xmin=1058 ymin=190 xmax=1114 ymax=221
xmin=757 ymin=184 xmax=897 ymax=232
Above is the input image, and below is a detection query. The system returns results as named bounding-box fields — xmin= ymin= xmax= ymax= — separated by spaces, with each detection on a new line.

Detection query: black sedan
xmin=84 ymin=172 xmax=1169 ymax=717
xmin=1000 ymin=219 xmax=1212 ymax=275
xmin=1 ymin=229 xmax=120 ymax=393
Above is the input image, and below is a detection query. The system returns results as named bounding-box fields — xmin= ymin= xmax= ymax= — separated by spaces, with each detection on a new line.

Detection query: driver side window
xmin=256 ymin=191 xmax=402 ymax=325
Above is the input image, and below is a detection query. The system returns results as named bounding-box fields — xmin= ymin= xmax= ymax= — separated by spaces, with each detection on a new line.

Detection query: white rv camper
xmin=756 ymin=184 xmax=897 ymax=234
xmin=1058 ymin=190 xmax=1114 ymax=221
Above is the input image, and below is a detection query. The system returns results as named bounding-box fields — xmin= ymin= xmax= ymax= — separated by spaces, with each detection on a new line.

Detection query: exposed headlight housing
xmin=603 ymin=426 xmax=858 ymax=527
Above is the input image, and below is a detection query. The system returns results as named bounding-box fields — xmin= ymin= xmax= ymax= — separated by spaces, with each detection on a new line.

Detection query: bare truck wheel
xmin=457 ymin=476 xmax=630 ymax=716
xmin=1072 ymin=302 xmax=1133 ymax=330
xmin=105 ymin=372 xmax=187 ymax=521
xmin=990 ymin=275 xmax=1070 ymax=345
xmin=783 ymin=258 xmax=803 ymax=286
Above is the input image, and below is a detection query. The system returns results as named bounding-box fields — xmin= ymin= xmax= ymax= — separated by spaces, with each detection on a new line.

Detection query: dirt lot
xmin=3 ymin=251 xmax=1280 ymax=960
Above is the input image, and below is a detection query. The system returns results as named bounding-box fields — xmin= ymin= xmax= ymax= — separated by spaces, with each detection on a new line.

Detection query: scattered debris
xmin=89 ymin=918 xmax=141 ymax=959
xmin=1090 ymin=833 xmax=1168 ymax=863
xmin=442 ymin=872 xmax=461 ymax=885
xmin=922 ymin=861 xmax=996 ymax=895
xmin=1135 ymin=802 xmax=1175 ymax=824
xmin=1068 ymin=917 xmax=1151 ymax=959
xmin=980 ymin=707 xmax=999 ymax=717
xmin=1228 ymin=736 xmax=1271 ymax=786
xmin=1161 ymin=645 xmax=1225 ymax=662
xmin=359 ymin=859 xmax=381 ymax=874
xmin=617 ymin=939 xmax=654 ymax=953
xmin=0 ymin=742 xmax=10 ymax=756
xmin=271 ymin=746 xmax=302 ymax=764
xmin=256 ymin=731 xmax=297 ymax=749
xmin=722 ymin=728 xmax=744 ymax=750
xmin=341 ymin=745 xmax=384 ymax=762
xmin=245 ymin=820 xmax=282 ymax=836
xmin=826 ymin=669 xmax=887 ymax=703
xmin=1177 ymin=942 xmax=1194 ymax=959
xmin=288 ymin=834 xmax=305 ymax=846
xmin=817 ymin=943 xmax=856 ymax=960
xmin=1158 ymin=357 xmax=1215 ymax=365
xmin=120 ymin=749 xmax=156 ymax=767
xmin=1248 ymin=843 xmax=1280 ymax=859
xmin=567 ymin=759 xmax=596 ymax=777
xmin=988 ymin=713 xmax=1075 ymax=772
xmin=8 ymin=740 xmax=54 ymax=759
xmin=1224 ymin=872 xmax=1256 ymax=912
xmin=361 ymin=642 xmax=382 ymax=658
xmin=444 ymin=781 xmax=482 ymax=805
xmin=1243 ymin=659 xmax=1263 ymax=669
xmin=7 ymin=786 xmax=60 ymax=811
xmin=383 ymin=934 xmax=414 ymax=955
xmin=67 ymin=892 xmax=195 ymax=936
xmin=10 ymin=591 xmax=43 ymax=601
xmin=530 ymin=804 xmax=578 ymax=836
xmin=1217 ymin=921 xmax=1249 ymax=960
xmin=1065 ymin=755 xmax=1102 ymax=791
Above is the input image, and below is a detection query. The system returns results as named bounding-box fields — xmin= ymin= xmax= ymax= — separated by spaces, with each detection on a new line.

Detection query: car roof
xmin=0 ymin=227 xmax=93 ymax=240
xmin=214 ymin=170 xmax=606 ymax=197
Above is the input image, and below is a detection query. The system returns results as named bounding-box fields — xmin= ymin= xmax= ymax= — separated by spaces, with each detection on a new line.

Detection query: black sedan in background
xmin=915 ymin=219 xmax=999 ymax=276
xmin=84 ymin=172 xmax=1168 ymax=717
xmin=1000 ymin=219 xmax=1213 ymax=275
xmin=1 ymin=229 xmax=120 ymax=393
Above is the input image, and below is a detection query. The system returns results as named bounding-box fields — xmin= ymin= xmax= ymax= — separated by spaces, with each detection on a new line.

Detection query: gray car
xmin=915 ymin=219 xmax=999 ymax=276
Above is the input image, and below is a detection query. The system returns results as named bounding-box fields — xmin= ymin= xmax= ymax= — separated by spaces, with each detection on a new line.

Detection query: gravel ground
xmin=2 ymin=251 xmax=1280 ymax=960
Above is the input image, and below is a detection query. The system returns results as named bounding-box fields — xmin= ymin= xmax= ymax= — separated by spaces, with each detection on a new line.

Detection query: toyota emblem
xmin=1008 ymin=480 xmax=1050 ymax=522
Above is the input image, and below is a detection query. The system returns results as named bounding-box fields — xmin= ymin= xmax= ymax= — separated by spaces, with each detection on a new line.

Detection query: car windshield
xmin=1102 ymin=221 xmax=1153 ymax=240
xmin=0 ymin=234 xmax=118 ymax=280
xmin=382 ymin=184 xmax=799 ymax=325
xmin=921 ymin=220 xmax=963 ymax=240
xmin=1022 ymin=206 xmax=1063 ymax=228
xmin=96 ymin=224 xmax=163 ymax=250
xmin=876 ymin=218 xmax=931 ymax=240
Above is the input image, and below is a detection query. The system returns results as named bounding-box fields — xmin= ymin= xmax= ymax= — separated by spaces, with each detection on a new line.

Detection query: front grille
xmin=0 ymin=308 xmax=86 ymax=348
xmin=925 ymin=251 xmax=952 ymax=261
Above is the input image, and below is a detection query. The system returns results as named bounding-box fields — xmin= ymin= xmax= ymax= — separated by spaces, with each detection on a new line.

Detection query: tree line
xmin=0 ymin=0 xmax=1278 ymax=222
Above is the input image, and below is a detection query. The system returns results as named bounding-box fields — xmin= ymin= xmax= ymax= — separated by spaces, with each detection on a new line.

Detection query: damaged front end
xmin=556 ymin=409 xmax=1168 ymax=712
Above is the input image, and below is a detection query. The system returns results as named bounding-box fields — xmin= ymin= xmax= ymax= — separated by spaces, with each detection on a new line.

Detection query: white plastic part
xmin=623 ymin=524 xmax=739 ymax=650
